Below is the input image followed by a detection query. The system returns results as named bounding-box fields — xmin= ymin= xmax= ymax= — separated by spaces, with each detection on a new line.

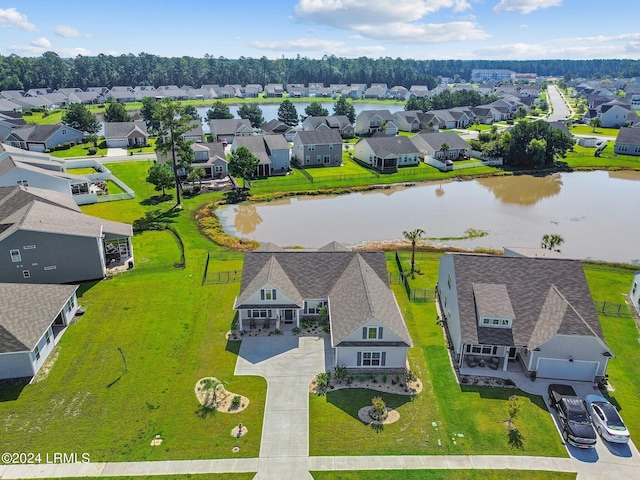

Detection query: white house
xmin=0 ymin=283 xmax=79 ymax=380
xmin=353 ymin=135 xmax=420 ymax=171
xmin=629 ymin=272 xmax=640 ymax=316
xmin=233 ymin=243 xmax=412 ymax=370
xmin=437 ymin=253 xmax=613 ymax=382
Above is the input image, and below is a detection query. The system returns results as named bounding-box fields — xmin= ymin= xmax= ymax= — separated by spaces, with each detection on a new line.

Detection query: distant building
xmin=471 ymin=69 xmax=516 ymax=83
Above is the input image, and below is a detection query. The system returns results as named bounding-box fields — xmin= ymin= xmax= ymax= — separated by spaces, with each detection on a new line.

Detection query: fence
xmin=203 ymin=270 xmax=242 ymax=284
xmin=593 ymin=301 xmax=632 ymax=318
xmin=394 ymin=252 xmax=435 ymax=303
xmin=201 ymin=250 xmax=246 ymax=285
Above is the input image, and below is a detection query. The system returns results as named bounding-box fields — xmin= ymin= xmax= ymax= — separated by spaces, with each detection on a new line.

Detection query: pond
xmin=216 ymin=170 xmax=640 ymax=264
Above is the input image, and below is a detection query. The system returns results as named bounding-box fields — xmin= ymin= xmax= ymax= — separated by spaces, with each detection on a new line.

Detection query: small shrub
xmin=333 ymin=364 xmax=348 ymax=382
xmin=292 ymin=327 xmax=301 ymax=335
xmin=274 ymin=328 xmax=282 ymax=335
xmin=88 ymin=147 xmax=98 ymax=155
xmin=230 ymin=395 xmax=241 ymax=411
xmin=403 ymin=368 xmax=416 ymax=383
xmin=316 ymin=371 xmax=331 ymax=395
xmin=382 ymin=374 xmax=387 ymax=383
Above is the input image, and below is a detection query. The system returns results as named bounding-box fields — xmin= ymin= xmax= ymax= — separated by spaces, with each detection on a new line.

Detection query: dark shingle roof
xmin=294 ymin=129 xmax=342 ymax=145
xmin=0 ymin=185 xmax=80 ymax=215
xmin=615 ymin=126 xmax=640 ymax=145
xmin=104 ymin=121 xmax=148 ymax=138
xmin=0 ymin=283 xmax=78 ymax=352
xmin=359 ymin=136 xmax=419 ymax=157
xmin=449 ymin=254 xmax=606 ymax=348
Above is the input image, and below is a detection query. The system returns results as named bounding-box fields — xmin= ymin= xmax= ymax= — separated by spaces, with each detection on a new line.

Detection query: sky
xmin=1 ymin=0 xmax=640 ymax=61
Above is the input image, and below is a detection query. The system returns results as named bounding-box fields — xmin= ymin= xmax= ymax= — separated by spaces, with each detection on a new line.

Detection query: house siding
xmin=335 ymin=346 xmax=408 ymax=369
xmin=528 ymin=335 xmax=609 ymax=377
xmin=0 ymin=168 xmax=72 ymax=196
xmin=436 ymin=255 xmax=463 ymax=354
xmin=292 ymin=141 xmax=341 ymax=167
xmin=0 ymin=230 xmax=106 ymax=284
xmin=268 ymin=148 xmax=291 ymax=174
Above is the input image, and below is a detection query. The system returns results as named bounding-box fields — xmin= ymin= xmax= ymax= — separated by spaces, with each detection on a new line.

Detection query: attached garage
xmin=536 ymin=358 xmax=599 ymax=382
xmin=106 ymin=138 xmax=127 ymax=148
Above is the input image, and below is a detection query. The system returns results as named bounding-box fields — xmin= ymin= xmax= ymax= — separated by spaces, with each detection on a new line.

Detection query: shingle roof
xmin=263 ymin=134 xmax=289 ymax=151
xmin=411 ymin=131 xmax=471 ymax=151
xmin=0 ymin=185 xmax=80 ymax=215
xmin=9 ymin=124 xmax=65 ymax=142
xmin=448 ymin=254 xmax=606 ymax=348
xmin=294 ymin=129 xmax=342 ymax=145
xmin=236 ymin=250 xmax=411 ymax=346
xmin=104 ymin=121 xmax=148 ymax=138
xmin=615 ymin=126 xmax=640 ymax=145
xmin=359 ymin=136 xmax=419 ymax=157
xmin=210 ymin=119 xmax=252 ymax=135
xmin=0 ymin=283 xmax=78 ymax=352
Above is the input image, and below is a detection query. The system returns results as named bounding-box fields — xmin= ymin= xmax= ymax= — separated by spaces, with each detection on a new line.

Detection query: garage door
xmin=107 ymin=138 xmax=128 ymax=148
xmin=536 ymin=358 xmax=599 ymax=382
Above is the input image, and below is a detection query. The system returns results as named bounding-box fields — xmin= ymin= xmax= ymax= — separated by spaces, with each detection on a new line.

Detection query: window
xmin=17 ymin=180 xmax=29 ymax=187
xmin=23 ymin=245 xmax=36 ymax=250
xmin=329 ymin=143 xmax=333 ymax=150
xmin=447 ymin=274 xmax=452 ymax=289
xmin=308 ymin=144 xmax=315 ymax=151
xmin=45 ymin=331 xmax=51 ymax=345
xmin=305 ymin=300 xmax=326 ymax=314
xmin=249 ymin=309 xmax=271 ymax=318
xmin=22 ymin=270 xmax=30 ymax=278
xmin=305 ymin=155 xmax=310 ymax=163
xmin=260 ymin=289 xmax=276 ymax=301
xmin=10 ymin=249 xmax=21 ymax=262
xmin=482 ymin=318 xmax=490 ymax=325
xmin=214 ymin=165 xmax=223 ymax=173
xmin=34 ymin=346 xmax=40 ymax=361
xmin=44 ymin=266 xmax=57 ymax=271
xmin=317 ymin=154 xmax=321 ymax=162
xmin=634 ymin=282 xmax=638 ymax=294
xmin=362 ymin=326 xmax=384 ymax=340
xmin=362 ymin=352 xmax=381 ymax=366
xmin=324 ymin=155 xmax=331 ymax=164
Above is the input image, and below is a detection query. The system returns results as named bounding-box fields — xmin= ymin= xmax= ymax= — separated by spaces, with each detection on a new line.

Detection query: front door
xmin=284 ymin=310 xmax=294 ymax=324
xmin=508 ymin=347 xmax=517 ymax=360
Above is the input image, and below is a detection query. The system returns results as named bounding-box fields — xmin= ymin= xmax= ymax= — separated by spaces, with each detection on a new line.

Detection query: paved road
xmin=547 ymin=85 xmax=572 ymax=122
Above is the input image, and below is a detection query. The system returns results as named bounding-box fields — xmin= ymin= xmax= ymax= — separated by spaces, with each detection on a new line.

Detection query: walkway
xmin=1 ymin=334 xmax=639 ymax=479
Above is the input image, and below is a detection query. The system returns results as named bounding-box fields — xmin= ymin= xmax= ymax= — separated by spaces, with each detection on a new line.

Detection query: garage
xmin=106 ymin=138 xmax=128 ymax=148
xmin=536 ymin=358 xmax=599 ymax=382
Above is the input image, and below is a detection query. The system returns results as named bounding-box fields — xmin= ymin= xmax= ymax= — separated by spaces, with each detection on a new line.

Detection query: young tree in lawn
xmin=229 ymin=146 xmax=260 ymax=190
xmin=103 ymin=101 xmax=132 ymax=123
xmin=403 ymin=228 xmax=425 ymax=278
xmin=206 ymin=101 xmax=233 ymax=120
xmin=153 ymin=98 xmax=195 ymax=208
xmin=85 ymin=133 xmax=99 ymax=147
xmin=62 ymin=103 xmax=100 ymax=134
xmin=277 ymin=99 xmax=299 ymax=127
xmin=146 ymin=163 xmax=175 ymax=197
xmin=507 ymin=394 xmax=522 ymax=430
xmin=333 ymin=96 xmax=356 ymax=124
xmin=302 ymin=101 xmax=329 ymax=121
xmin=590 ymin=117 xmax=602 ymax=133
xmin=237 ymin=103 xmax=265 ymax=128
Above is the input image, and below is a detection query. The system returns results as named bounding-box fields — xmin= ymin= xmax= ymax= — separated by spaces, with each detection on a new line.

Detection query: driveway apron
xmin=235 ymin=335 xmax=330 ymax=479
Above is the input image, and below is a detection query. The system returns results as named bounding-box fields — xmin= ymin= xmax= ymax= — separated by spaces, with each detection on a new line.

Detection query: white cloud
xmin=250 ymin=38 xmax=345 ymax=52
xmin=356 ymin=21 xmax=490 ymax=44
xmin=55 ymin=25 xmax=90 ymax=38
xmin=295 ymin=0 xmax=471 ymax=27
xmin=31 ymin=37 xmax=51 ymax=48
xmin=473 ymin=42 xmax=625 ymax=60
xmin=0 ymin=7 xmax=36 ymax=31
xmin=8 ymin=43 xmax=92 ymax=57
xmin=493 ymin=0 xmax=562 ymax=14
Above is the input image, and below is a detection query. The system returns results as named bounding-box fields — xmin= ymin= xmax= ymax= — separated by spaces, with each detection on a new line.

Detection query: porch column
xmin=296 ymin=309 xmax=300 ymax=328
xmin=239 ymin=312 xmax=244 ymax=331
xmin=503 ymin=351 xmax=509 ymax=372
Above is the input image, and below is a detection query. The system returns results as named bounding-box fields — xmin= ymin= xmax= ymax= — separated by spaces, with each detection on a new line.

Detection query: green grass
xmin=50 ymin=142 xmax=107 ymax=158
xmin=67 ymin=166 xmax=99 ymax=175
xmin=569 ymin=125 xmax=620 ymax=137
xmin=310 ymin=252 xmax=566 ymax=458
xmin=312 ymin=471 xmax=575 ymax=480
xmin=563 ymin=145 xmax=640 ymax=170
xmin=55 ymin=476 xmax=255 ymax=480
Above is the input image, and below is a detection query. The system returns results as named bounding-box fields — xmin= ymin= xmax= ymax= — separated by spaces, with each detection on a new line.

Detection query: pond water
xmin=216 ymin=170 xmax=640 ymax=264
xmin=195 ymin=102 xmax=404 ymax=133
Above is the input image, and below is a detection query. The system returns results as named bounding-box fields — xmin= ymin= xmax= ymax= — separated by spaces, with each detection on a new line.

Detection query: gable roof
xmin=294 ymin=129 xmax=342 ymax=145
xmin=358 ymin=136 xmax=419 ymax=157
xmin=8 ymin=124 xmax=79 ymax=142
xmin=104 ymin=121 xmax=148 ymax=138
xmin=209 ymin=119 xmax=252 ymax=135
xmin=0 ymin=185 xmax=80 ymax=214
xmin=447 ymin=254 xmax=606 ymax=349
xmin=615 ymin=126 xmax=640 ymax=145
xmin=411 ymin=131 xmax=471 ymax=151
xmin=0 ymin=283 xmax=78 ymax=353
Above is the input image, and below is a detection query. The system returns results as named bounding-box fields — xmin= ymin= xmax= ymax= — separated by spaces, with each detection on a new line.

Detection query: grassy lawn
xmin=55 ymin=476 xmax=255 ymax=480
xmin=51 ymin=142 xmax=108 ymax=158
xmin=569 ymin=125 xmax=620 ymax=137
xmin=307 ymin=156 xmax=376 ymax=178
xmin=0 ymin=161 xmax=267 ymax=462
xmin=67 ymin=166 xmax=100 ymax=175
xmin=310 ymin=252 xmax=566 ymax=458
xmin=563 ymin=145 xmax=640 ymax=170
xmin=312 ymin=471 xmax=575 ymax=480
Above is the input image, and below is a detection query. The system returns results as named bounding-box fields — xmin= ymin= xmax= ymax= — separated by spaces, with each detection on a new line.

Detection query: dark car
xmin=548 ymin=384 xmax=597 ymax=448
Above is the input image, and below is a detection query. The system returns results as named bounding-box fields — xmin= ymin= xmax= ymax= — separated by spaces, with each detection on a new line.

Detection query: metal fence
xmin=593 ymin=301 xmax=632 ymax=318
xmin=394 ymin=252 xmax=435 ymax=303
xmin=203 ymin=270 xmax=242 ymax=284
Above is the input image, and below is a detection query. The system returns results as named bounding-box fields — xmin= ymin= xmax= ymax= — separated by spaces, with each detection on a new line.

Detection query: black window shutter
xmin=381 ymin=352 xmax=386 ymax=366
xmin=362 ymin=327 xmax=367 ymax=339
xmin=273 ymin=289 xmax=276 ymax=300
xmin=357 ymin=352 xmax=362 ymax=366
xmin=260 ymin=290 xmax=265 ymax=300
xmin=379 ymin=327 xmax=383 ymax=339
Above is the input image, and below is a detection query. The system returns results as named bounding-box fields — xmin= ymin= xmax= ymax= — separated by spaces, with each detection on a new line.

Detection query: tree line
xmin=2 ymin=52 xmax=640 ymax=91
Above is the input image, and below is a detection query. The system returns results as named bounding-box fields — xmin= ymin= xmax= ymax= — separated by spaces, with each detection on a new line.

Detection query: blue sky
xmin=2 ymin=1 xmax=639 ymax=60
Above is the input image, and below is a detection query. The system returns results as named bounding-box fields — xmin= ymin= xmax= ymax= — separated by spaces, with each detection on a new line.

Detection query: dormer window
xmin=473 ymin=282 xmax=514 ymax=329
xmin=260 ymin=289 xmax=276 ymax=300
xmin=362 ymin=326 xmax=384 ymax=339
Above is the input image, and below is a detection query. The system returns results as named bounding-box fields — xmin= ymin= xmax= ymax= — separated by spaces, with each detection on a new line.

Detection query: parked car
xmin=585 ymin=394 xmax=630 ymax=444
xmin=548 ymin=384 xmax=597 ymax=448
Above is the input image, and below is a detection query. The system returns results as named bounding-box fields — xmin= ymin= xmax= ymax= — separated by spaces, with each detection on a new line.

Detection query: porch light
xmin=569 ymin=356 xmax=574 ymax=362
xmin=603 ymin=351 xmax=612 ymax=357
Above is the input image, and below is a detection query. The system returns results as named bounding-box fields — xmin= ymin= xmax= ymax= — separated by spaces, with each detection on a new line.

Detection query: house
xmin=232 ymin=134 xmax=291 ymax=176
xmin=0 ymin=146 xmax=94 ymax=204
xmin=0 ymin=186 xmax=133 ymax=284
xmin=363 ymin=84 xmax=388 ymax=99
xmin=354 ymin=110 xmax=398 ymax=135
xmin=584 ymin=100 xmax=633 ymax=128
xmin=429 ymin=108 xmax=472 ymax=129
xmin=613 ymin=127 xmax=640 ymax=156
xmin=233 ymin=244 xmax=413 ymax=370
xmin=629 ymin=272 xmax=640 ymax=316
xmin=209 ymin=119 xmax=253 ymax=143
xmin=291 ymin=129 xmax=343 ymax=167
xmin=409 ymin=86 xmax=430 ymax=99
xmin=392 ymin=111 xmax=422 ymax=133
xmin=353 ymin=135 xmax=420 ymax=171
xmin=436 ymin=253 xmax=614 ymax=382
xmin=410 ymin=131 xmax=471 ymax=161
xmin=301 ymin=115 xmax=354 ymax=138
xmin=5 ymin=124 xmax=84 ymax=152
xmin=104 ymin=121 xmax=149 ymax=148
xmin=0 ymin=283 xmax=79 ymax=380
xmin=182 ymin=119 xmax=204 ymax=143
xmin=264 ymin=84 xmax=284 ymax=97
xmin=68 ymin=90 xmax=102 ymax=104
xmin=191 ymin=142 xmax=228 ymax=179
xmin=261 ymin=119 xmax=297 ymax=142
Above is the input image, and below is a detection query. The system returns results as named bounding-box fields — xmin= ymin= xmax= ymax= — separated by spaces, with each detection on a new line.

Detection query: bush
xmin=315 ymin=371 xmax=331 ymax=395
xmin=88 ymin=147 xmax=98 ymax=155
xmin=230 ymin=395 xmax=241 ymax=411
xmin=333 ymin=364 xmax=348 ymax=382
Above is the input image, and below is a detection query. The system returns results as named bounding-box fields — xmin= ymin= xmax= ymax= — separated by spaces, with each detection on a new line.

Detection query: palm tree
xmin=590 ymin=117 xmax=602 ymax=133
xmin=540 ymin=233 xmax=565 ymax=251
xmin=403 ymin=228 xmax=425 ymax=278
xmin=439 ymin=143 xmax=450 ymax=159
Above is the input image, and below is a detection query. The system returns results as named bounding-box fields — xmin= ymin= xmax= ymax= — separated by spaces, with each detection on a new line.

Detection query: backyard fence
xmin=203 ymin=270 xmax=242 ymax=284
xmin=593 ymin=301 xmax=632 ymax=318
xmin=394 ymin=252 xmax=435 ymax=303
xmin=202 ymin=250 xmax=245 ymax=285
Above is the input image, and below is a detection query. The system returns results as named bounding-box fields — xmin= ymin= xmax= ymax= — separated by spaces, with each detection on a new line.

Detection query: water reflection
xmin=477 ymin=174 xmax=563 ymax=205
xmin=233 ymin=204 xmax=263 ymax=235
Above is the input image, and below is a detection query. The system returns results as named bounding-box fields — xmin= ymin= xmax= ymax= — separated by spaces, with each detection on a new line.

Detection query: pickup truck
xmin=548 ymin=384 xmax=597 ymax=448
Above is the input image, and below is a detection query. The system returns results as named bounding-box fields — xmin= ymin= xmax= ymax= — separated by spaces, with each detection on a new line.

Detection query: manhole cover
xmin=232 ymin=446 xmax=240 ymax=453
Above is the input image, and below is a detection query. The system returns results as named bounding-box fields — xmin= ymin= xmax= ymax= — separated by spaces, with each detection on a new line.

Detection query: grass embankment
xmin=310 ymin=252 xmax=567 ymax=458
xmin=311 ymin=471 xmax=575 ymax=480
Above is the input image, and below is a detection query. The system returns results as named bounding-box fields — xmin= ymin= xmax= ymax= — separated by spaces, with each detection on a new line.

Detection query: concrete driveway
xmin=235 ymin=335 xmax=332 ymax=480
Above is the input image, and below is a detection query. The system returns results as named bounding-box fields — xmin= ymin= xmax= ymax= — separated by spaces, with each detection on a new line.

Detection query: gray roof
xmin=236 ymin=250 xmax=411 ymax=346
xmin=0 ymin=185 xmax=80 ymax=215
xmin=318 ymin=241 xmax=350 ymax=252
xmin=263 ymin=134 xmax=289 ymax=151
xmin=0 ymin=200 xmax=131 ymax=241
xmin=294 ymin=129 xmax=342 ymax=145
xmin=447 ymin=254 xmax=607 ymax=349
xmin=358 ymin=136 xmax=419 ymax=157
xmin=615 ymin=126 xmax=640 ymax=145
xmin=9 ymin=124 xmax=72 ymax=142
xmin=0 ymin=283 xmax=78 ymax=353
xmin=233 ymin=136 xmax=271 ymax=165
xmin=104 ymin=121 xmax=148 ymax=138
xmin=209 ymin=119 xmax=252 ymax=136
xmin=411 ymin=131 xmax=471 ymax=151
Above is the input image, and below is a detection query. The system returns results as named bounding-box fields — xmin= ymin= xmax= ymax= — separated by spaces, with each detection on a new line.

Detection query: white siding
xmin=437 ymin=255 xmax=463 ymax=354
xmin=528 ymin=335 xmax=609 ymax=378
xmin=340 ymin=319 xmax=405 ymax=344
xmin=335 ymin=346 xmax=407 ymax=369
